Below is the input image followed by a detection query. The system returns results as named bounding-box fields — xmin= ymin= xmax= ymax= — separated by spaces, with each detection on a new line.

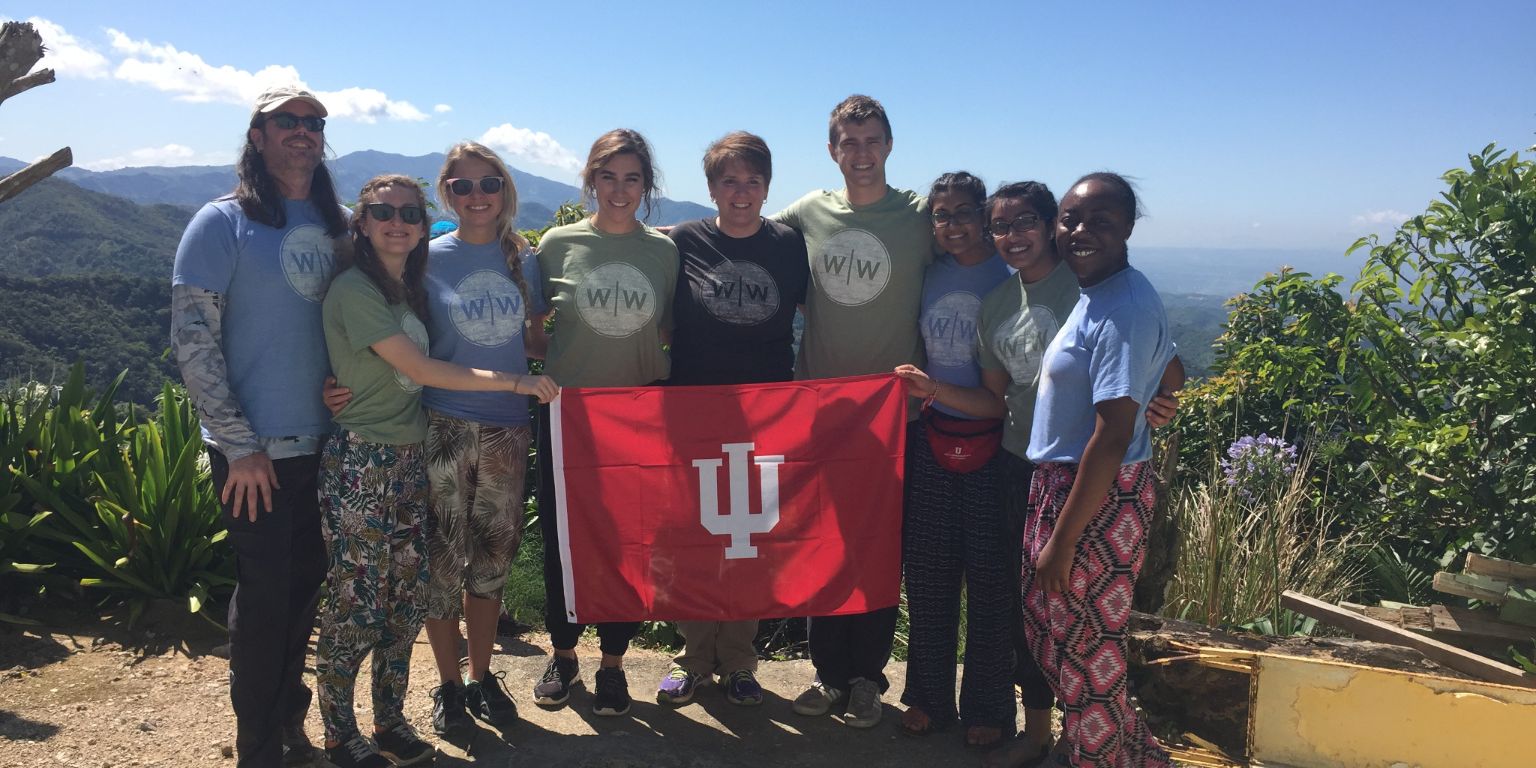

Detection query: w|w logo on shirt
xmin=922 ymin=291 xmax=983 ymax=367
xmin=994 ymin=305 xmax=1061 ymax=385
xmin=450 ymin=269 xmax=525 ymax=347
xmin=814 ymin=228 xmax=890 ymax=306
xmin=280 ymin=224 xmax=336 ymax=303
xmin=575 ymin=262 xmax=657 ymax=338
xmin=700 ymin=260 xmax=780 ymax=326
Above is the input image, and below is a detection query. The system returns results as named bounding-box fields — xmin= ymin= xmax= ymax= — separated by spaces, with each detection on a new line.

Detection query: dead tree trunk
xmin=0 ymin=21 xmax=71 ymax=205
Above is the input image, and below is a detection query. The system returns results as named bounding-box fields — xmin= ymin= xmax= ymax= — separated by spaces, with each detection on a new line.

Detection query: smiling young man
xmin=171 ymin=87 xmax=349 ymax=768
xmin=773 ymin=94 xmax=935 ymax=730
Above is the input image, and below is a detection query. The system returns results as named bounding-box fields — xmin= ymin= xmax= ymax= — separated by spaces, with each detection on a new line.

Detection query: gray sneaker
xmin=843 ymin=678 xmax=882 ymax=728
xmin=791 ymin=679 xmax=845 ymax=716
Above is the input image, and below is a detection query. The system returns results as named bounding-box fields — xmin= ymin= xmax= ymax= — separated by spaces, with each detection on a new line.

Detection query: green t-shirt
xmin=976 ymin=261 xmax=1081 ymax=459
xmin=537 ymin=219 xmax=678 ymax=387
xmin=774 ymin=186 xmax=934 ymax=379
xmin=322 ymin=268 xmax=430 ymax=445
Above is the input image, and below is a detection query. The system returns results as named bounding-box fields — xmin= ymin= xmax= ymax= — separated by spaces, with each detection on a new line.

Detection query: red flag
xmin=551 ymin=373 xmax=906 ymax=623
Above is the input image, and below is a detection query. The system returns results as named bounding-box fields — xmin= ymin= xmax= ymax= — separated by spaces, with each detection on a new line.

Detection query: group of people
xmin=171 ymin=86 xmax=1181 ymax=768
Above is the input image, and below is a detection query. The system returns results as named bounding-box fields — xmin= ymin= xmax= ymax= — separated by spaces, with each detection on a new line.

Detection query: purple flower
xmin=1221 ymin=434 xmax=1298 ymax=498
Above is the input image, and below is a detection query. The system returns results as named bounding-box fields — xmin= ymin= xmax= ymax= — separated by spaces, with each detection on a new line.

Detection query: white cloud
xmin=81 ymin=143 xmax=231 ymax=171
xmin=15 ymin=17 xmax=110 ymax=78
xmin=434 ymin=104 xmax=452 ymax=114
xmin=103 ymin=28 xmax=426 ymax=122
xmin=1352 ymin=209 xmax=1411 ymax=227
xmin=479 ymin=124 xmax=581 ymax=173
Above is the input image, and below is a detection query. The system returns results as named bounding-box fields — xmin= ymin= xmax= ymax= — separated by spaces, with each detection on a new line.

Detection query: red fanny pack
xmin=922 ymin=407 xmax=1003 ymax=474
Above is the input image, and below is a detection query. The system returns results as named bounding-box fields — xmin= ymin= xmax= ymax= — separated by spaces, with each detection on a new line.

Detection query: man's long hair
xmin=233 ymin=116 xmax=348 ymax=237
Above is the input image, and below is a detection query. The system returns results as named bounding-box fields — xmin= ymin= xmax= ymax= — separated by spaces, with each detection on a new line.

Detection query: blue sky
xmin=4 ymin=1 xmax=1534 ymax=250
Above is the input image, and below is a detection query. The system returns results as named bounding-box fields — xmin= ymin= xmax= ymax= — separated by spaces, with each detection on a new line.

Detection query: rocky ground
xmin=0 ymin=607 xmax=1035 ymax=768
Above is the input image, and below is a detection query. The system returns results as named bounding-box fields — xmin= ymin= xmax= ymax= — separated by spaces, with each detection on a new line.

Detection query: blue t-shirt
xmin=1027 ymin=266 xmax=1175 ymax=465
xmin=918 ymin=252 xmax=1011 ymax=417
xmin=171 ymin=197 xmax=339 ymax=439
xmin=420 ymin=234 xmax=549 ymax=427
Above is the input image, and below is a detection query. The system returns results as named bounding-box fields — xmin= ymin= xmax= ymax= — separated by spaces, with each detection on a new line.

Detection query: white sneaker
xmin=791 ymin=679 xmax=845 ymax=716
xmin=843 ymin=678 xmax=882 ymax=728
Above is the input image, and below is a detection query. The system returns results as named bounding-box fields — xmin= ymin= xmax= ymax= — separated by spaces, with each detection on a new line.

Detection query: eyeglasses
xmin=988 ymin=213 xmax=1043 ymax=237
xmin=447 ymin=176 xmax=505 ymax=196
xmin=364 ymin=203 xmax=425 ymax=225
xmin=931 ymin=207 xmax=981 ymax=227
xmin=267 ymin=112 xmax=326 ymax=132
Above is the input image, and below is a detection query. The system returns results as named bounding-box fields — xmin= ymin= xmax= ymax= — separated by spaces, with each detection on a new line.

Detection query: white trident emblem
xmin=691 ymin=442 xmax=784 ymax=559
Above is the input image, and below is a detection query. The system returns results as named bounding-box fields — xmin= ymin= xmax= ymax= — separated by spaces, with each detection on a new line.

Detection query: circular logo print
xmin=698 ymin=260 xmax=780 ymax=326
xmin=992 ymin=305 xmax=1061 ymax=385
xmin=450 ymin=269 xmax=524 ymax=347
xmin=279 ymin=224 xmax=335 ymax=303
xmin=396 ymin=312 xmax=431 ymax=392
xmin=921 ymin=291 xmax=983 ymax=368
xmin=574 ymin=262 xmax=657 ymax=338
xmin=813 ymin=228 xmax=890 ymax=306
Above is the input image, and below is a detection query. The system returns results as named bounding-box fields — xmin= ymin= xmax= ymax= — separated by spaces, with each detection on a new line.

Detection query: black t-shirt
xmin=667 ymin=217 xmax=809 ymax=385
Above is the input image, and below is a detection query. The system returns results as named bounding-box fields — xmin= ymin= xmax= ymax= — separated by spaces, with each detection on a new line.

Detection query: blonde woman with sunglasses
xmin=315 ymin=174 xmax=555 ymax=768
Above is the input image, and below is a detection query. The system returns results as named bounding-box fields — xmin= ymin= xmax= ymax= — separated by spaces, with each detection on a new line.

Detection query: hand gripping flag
xmin=551 ymin=373 xmax=906 ymax=623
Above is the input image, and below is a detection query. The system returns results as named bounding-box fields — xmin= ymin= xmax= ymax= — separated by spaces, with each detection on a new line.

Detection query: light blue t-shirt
xmin=918 ymin=252 xmax=1011 ymax=417
xmin=171 ymin=197 xmax=339 ymax=439
xmin=1027 ymin=266 xmax=1175 ymax=465
xmin=420 ymin=234 xmax=549 ymax=427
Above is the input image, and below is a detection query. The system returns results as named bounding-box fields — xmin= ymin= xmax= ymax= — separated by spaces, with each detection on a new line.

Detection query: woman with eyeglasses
xmin=1018 ymin=172 xmax=1180 ymax=767
xmin=315 ymin=174 xmax=556 ymax=768
xmin=531 ymin=129 xmax=679 ymax=719
xmin=889 ymin=171 xmax=1017 ymax=748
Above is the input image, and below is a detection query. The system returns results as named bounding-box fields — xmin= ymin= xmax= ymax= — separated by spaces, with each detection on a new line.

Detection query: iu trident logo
xmin=692 ymin=442 xmax=784 ymax=559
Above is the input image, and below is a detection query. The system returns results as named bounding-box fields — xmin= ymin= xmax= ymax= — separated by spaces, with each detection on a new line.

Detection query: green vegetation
xmin=0 ymin=178 xmax=190 ymax=278
xmin=1 ymin=366 xmax=232 ymax=624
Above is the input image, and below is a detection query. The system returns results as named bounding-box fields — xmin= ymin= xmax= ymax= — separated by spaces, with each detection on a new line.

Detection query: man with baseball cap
xmin=171 ymin=86 xmax=349 ymax=767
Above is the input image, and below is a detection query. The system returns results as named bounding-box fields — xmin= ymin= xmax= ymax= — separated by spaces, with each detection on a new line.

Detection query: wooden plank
xmin=1431 ymin=604 xmax=1536 ymax=642
xmin=1280 ymin=590 xmax=1535 ymax=688
xmin=1434 ymin=571 xmax=1508 ymax=603
xmin=1466 ymin=553 xmax=1536 ymax=584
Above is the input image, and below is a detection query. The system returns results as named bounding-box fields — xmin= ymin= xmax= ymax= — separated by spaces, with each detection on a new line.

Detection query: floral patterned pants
xmin=1020 ymin=461 xmax=1170 ymax=768
xmin=315 ymin=430 xmax=430 ymax=742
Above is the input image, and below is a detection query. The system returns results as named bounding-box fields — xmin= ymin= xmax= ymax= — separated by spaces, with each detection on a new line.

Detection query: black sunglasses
xmin=447 ymin=176 xmax=505 ymax=196
xmin=267 ymin=112 xmax=326 ymax=132
xmin=364 ymin=203 xmax=425 ymax=225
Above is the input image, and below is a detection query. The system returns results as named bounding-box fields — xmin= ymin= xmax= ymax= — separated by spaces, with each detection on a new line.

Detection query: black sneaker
xmin=465 ymin=670 xmax=519 ymax=725
xmin=532 ymin=655 xmax=580 ymax=707
xmin=323 ymin=734 xmax=391 ymax=768
xmin=281 ymin=723 xmax=318 ymax=767
xmin=373 ymin=722 xmax=435 ymax=766
xmin=430 ymin=681 xmax=472 ymax=737
xmin=592 ymin=666 xmax=632 ymax=717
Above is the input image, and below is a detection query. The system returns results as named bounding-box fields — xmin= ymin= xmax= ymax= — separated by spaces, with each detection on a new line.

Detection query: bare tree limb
xmin=0 ymin=146 xmax=73 ymax=206
xmin=0 ymin=67 xmax=53 ymax=107
xmin=0 ymin=21 xmax=46 ymax=81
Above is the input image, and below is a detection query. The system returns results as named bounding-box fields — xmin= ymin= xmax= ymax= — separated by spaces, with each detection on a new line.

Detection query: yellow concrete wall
xmin=1249 ymin=654 xmax=1536 ymax=768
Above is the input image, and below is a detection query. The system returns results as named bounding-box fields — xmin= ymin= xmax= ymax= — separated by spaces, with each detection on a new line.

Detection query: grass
xmin=1163 ymin=446 xmax=1365 ymax=634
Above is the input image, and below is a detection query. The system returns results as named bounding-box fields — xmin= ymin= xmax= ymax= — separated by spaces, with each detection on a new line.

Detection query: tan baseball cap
xmin=249 ymin=86 xmax=328 ymax=123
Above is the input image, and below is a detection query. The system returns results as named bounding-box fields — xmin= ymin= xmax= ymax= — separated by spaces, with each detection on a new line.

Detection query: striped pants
xmin=1020 ymin=461 xmax=1169 ymax=768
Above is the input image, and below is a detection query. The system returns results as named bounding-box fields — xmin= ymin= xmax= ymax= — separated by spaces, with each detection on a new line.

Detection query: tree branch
xmin=0 ymin=146 xmax=73 ymax=206
xmin=0 ymin=66 xmax=53 ymax=108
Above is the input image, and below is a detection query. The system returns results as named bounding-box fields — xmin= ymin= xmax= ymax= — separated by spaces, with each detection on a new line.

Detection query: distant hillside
xmin=0 ymin=178 xmax=191 ymax=277
xmin=0 ymin=273 xmax=174 ymax=406
xmin=0 ymin=152 xmax=714 ymax=230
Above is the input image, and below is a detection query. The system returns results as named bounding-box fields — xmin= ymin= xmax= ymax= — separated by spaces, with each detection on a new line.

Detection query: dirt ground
xmin=0 ymin=607 xmax=1034 ymax=768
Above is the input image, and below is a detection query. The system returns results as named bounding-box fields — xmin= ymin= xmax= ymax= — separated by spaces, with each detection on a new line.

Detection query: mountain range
xmin=0 ymin=150 xmax=713 ymax=231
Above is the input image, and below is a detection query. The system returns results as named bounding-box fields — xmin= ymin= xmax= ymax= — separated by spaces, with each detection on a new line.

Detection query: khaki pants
xmin=674 ymin=620 xmax=760 ymax=676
